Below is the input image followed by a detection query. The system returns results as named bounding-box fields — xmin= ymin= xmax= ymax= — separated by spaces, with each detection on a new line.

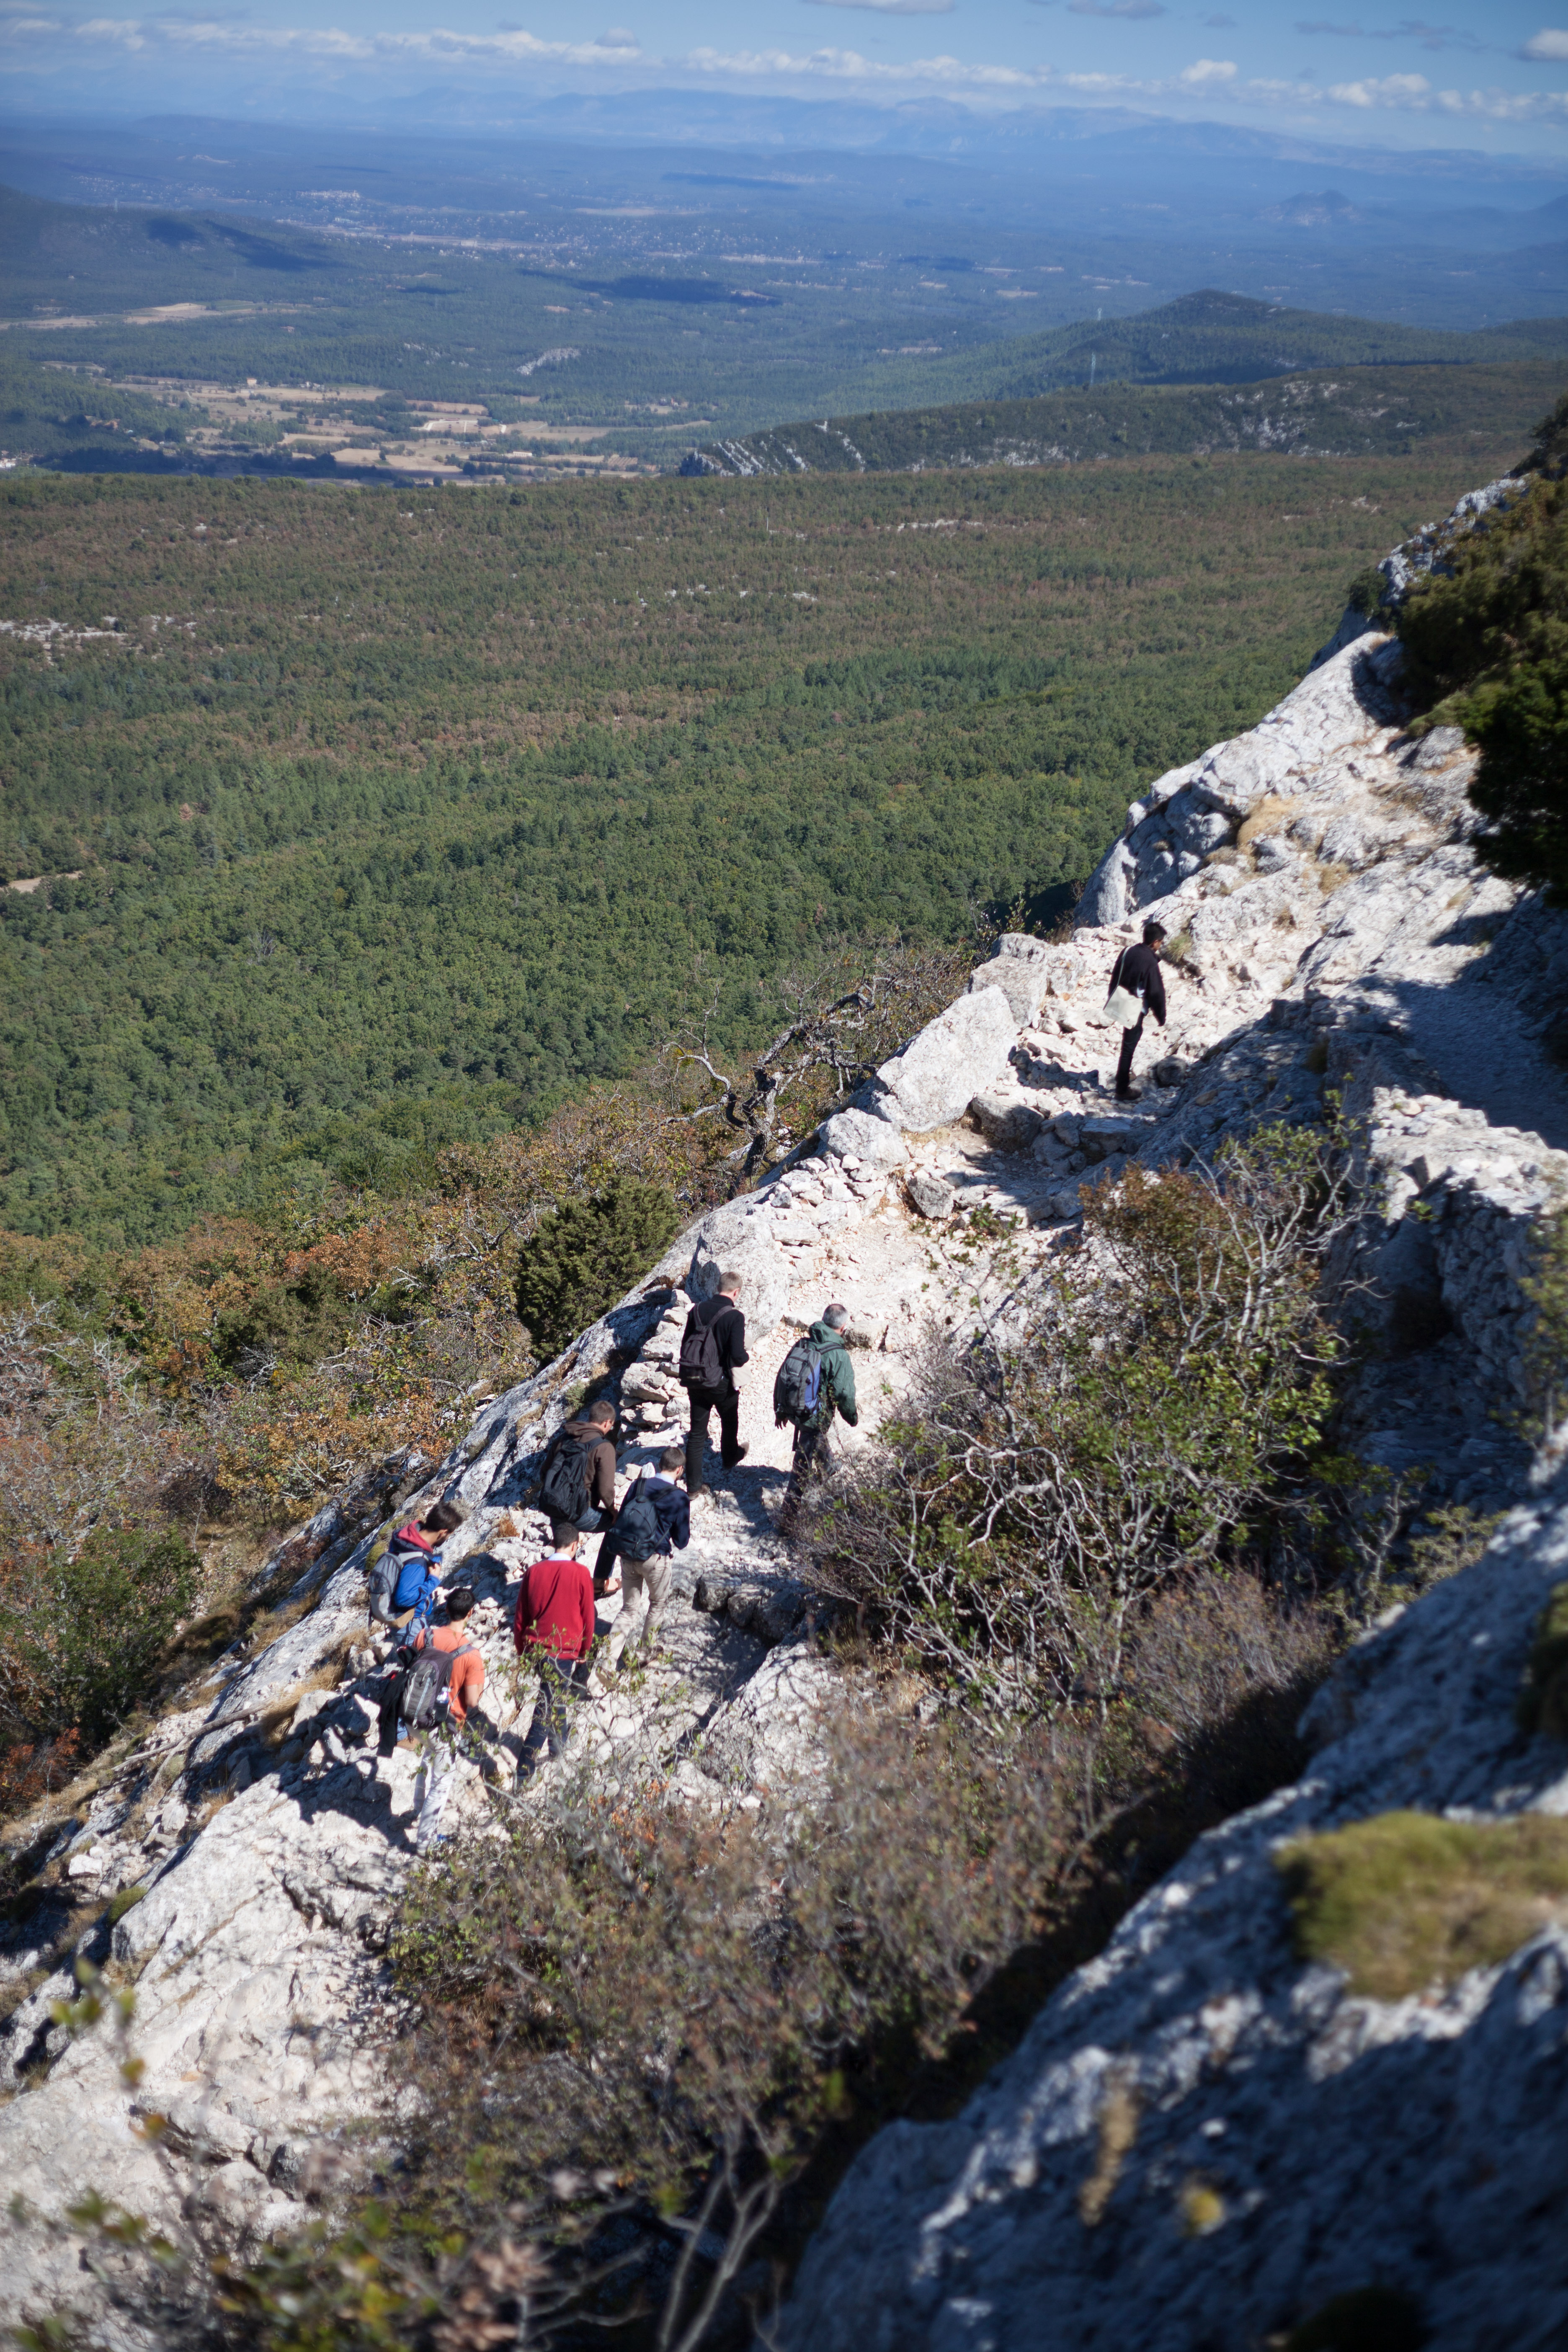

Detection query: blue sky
xmin=3 ymin=0 xmax=1566 ymax=155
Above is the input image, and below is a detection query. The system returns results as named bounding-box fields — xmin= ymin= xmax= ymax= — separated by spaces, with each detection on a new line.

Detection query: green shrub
xmin=513 ymin=1174 xmax=679 ymax=1359
xmin=0 ymin=1524 xmax=199 ymax=1749
xmin=1277 ymin=1809 xmax=1568 ymax=1999
xmin=1393 ymin=451 xmax=1568 ymax=897
xmin=805 ymin=1126 xmax=1355 ymax=1712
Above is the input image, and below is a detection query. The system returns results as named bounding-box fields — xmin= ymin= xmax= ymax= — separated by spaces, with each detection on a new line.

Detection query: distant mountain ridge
xmin=681 ymin=351 xmax=1568 ymax=482
xmin=796 ymin=290 xmax=1568 ymax=415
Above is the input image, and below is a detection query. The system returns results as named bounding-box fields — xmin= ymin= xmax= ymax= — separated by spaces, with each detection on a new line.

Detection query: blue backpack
xmin=774 ymin=1338 xmax=826 ymax=1429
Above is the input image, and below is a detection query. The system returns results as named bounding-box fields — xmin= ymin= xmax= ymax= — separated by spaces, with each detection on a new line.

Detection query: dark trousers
xmin=518 ymin=1653 xmax=588 ymax=1775
xmin=1115 ymin=1015 xmax=1145 ymax=1095
xmin=686 ymin=1384 xmax=741 ymax=1490
xmin=781 ymin=1422 xmax=833 ymax=1520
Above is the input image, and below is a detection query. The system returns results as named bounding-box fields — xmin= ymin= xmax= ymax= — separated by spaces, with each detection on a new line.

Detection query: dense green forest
xmin=689 ymin=357 xmax=1568 ymax=478
xmin=4 ymin=178 xmax=1567 ymax=467
xmin=0 ymin=435 xmax=1535 ymax=1243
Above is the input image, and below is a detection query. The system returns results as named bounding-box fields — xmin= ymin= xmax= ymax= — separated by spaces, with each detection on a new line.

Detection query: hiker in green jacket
xmin=776 ymin=1302 xmax=858 ymax=1534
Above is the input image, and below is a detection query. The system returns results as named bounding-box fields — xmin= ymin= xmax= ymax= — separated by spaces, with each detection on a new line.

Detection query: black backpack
xmin=538 ymin=1428 xmax=595 ymax=1525
xmin=614 ymin=1476 xmax=664 ymax=1560
xmin=774 ymin=1338 xmax=827 ymax=1430
xmin=679 ymin=1307 xmax=723 ymax=1391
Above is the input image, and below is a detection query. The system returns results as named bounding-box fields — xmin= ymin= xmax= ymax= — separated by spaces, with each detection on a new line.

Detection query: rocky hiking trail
xmin=7 ymin=477 xmax=1568 ymax=2347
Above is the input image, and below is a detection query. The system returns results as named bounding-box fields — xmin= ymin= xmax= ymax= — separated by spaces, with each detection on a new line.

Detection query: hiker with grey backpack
xmin=775 ymin=1304 xmax=858 ymax=1535
xmin=375 ymin=1583 xmax=487 ymax=1849
xmin=366 ymin=1498 xmax=466 ymax=1632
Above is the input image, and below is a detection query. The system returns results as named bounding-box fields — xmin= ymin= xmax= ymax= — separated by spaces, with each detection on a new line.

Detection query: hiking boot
xmin=1115 ymin=1085 xmax=1143 ymax=1103
xmin=725 ymin=1443 xmax=751 ymax=1469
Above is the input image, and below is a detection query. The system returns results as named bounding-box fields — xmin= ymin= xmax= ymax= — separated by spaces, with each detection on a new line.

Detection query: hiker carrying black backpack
xmin=603 ymin=1447 xmax=691 ymax=1665
xmin=775 ymin=1303 xmax=858 ymax=1534
xmin=680 ymin=1271 xmax=750 ymax=1499
xmin=534 ymin=1398 xmax=618 ymax=1544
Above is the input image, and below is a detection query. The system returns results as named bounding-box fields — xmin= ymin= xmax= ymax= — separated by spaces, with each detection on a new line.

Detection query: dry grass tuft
xmin=1077 ymin=2071 xmax=1138 ymax=2226
xmin=1238 ymin=794 xmax=1302 ymax=850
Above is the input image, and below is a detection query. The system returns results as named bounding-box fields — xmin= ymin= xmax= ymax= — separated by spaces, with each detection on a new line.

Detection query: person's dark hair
xmin=445 ymin=1586 xmax=475 ymax=1619
xmin=658 ymin=1447 xmax=685 ymax=1475
xmin=585 ymin=1398 xmax=615 ymax=1426
xmin=1142 ymin=919 xmax=1167 ymax=946
xmin=549 ymin=1520 xmax=582 ymax=1550
xmin=719 ymin=1269 xmax=743 ymax=1295
xmin=423 ymin=1500 xmax=464 ymax=1534
xmin=823 ymin=1303 xmax=850 ymax=1330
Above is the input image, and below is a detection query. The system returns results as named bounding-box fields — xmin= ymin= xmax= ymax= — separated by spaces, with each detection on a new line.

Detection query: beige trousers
xmin=609 ymin=1554 xmax=673 ymax=1659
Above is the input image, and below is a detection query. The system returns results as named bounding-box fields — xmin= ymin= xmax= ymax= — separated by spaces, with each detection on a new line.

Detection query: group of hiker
xmin=366 ymin=1279 xmax=860 ymax=1815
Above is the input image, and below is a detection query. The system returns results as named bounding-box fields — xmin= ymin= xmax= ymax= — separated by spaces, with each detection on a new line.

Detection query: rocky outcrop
xmin=870 ymin=983 xmax=1016 ymax=1131
xmin=781 ymin=1488 xmax=1568 ymax=2352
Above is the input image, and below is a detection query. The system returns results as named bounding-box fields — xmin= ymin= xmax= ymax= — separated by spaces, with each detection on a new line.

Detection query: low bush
xmin=1516 ymin=1577 xmax=1568 ymax=1738
xmin=0 ymin=1523 xmax=199 ymax=1749
xmin=1393 ymin=393 xmax=1568 ymax=898
xmin=803 ymin=1125 xmax=1355 ymax=1713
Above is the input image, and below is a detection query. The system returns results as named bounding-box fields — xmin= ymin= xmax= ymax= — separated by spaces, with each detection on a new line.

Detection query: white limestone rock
xmin=872 ymin=986 xmax=1016 ymax=1132
xmin=819 ymin=1105 xmax=907 ymax=1175
xmin=687 ymin=1194 xmax=792 ymax=1341
xmin=967 ymin=950 xmax=1049 ymax=1027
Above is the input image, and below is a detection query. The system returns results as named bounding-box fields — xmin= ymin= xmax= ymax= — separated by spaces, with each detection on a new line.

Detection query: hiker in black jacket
xmin=1109 ymin=918 xmax=1168 ymax=1102
xmin=681 ymin=1270 xmax=750 ymax=1498
xmin=606 ymin=1447 xmax=690 ymax=1664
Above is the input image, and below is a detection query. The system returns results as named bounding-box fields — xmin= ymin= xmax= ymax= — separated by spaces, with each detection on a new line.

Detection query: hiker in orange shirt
xmin=407 ymin=1585 xmax=486 ymax=1850
xmin=410 ymin=1585 xmax=486 ymax=1725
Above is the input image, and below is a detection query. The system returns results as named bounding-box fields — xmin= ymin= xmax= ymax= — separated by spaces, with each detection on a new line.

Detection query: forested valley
xmin=0 ymin=444 xmax=1525 ymax=1242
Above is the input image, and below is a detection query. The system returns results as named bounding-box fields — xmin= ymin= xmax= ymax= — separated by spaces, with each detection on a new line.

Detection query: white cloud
xmin=6 ymin=8 xmax=1565 ymax=128
xmin=1521 ymin=27 xmax=1568 ymax=59
xmin=593 ymin=26 xmax=639 ymax=47
xmin=1326 ymin=68 xmax=1428 ymax=103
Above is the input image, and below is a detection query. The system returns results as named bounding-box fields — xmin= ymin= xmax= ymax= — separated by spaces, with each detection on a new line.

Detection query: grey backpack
xmin=398 ymin=1639 xmax=476 ymax=1732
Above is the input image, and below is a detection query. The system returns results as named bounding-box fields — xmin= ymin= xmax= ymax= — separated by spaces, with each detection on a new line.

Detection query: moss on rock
xmin=1277 ymin=1808 xmax=1568 ymax=2000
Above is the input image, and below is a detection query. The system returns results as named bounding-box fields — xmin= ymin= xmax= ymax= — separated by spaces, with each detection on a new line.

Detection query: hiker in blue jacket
xmin=606 ymin=1447 xmax=691 ymax=1664
xmin=776 ymin=1304 xmax=858 ymax=1534
xmin=389 ymin=1499 xmax=463 ymax=1625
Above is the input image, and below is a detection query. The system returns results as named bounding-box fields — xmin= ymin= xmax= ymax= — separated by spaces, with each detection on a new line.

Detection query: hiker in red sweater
xmin=514 ymin=1529 xmax=598 ymax=1778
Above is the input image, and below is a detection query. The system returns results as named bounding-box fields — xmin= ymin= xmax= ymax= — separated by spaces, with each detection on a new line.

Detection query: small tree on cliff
xmin=514 ymin=1176 xmax=679 ymax=1362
